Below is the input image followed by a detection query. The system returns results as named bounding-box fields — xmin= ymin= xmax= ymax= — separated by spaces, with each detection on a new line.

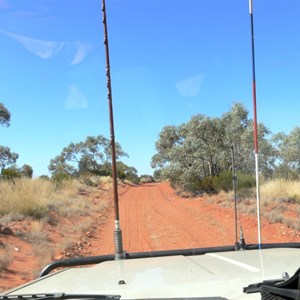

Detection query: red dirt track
xmin=91 ymin=182 xmax=299 ymax=256
xmin=1 ymin=182 xmax=299 ymax=292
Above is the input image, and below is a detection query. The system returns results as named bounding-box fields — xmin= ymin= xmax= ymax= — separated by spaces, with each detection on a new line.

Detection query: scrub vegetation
xmin=0 ymin=175 xmax=299 ymax=232
xmin=210 ymin=178 xmax=300 ymax=231
xmin=0 ymin=176 xmax=111 ymax=220
xmin=0 ymin=175 xmax=112 ymax=279
xmin=0 ymin=177 xmax=82 ymax=218
xmin=152 ymin=103 xmax=300 ymax=194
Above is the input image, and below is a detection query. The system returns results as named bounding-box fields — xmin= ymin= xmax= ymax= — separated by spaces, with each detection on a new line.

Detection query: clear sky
xmin=0 ymin=0 xmax=299 ymax=177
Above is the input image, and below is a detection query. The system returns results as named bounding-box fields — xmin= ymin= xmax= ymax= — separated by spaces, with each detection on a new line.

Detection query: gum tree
xmin=151 ymin=103 xmax=276 ymax=191
xmin=48 ymin=135 xmax=128 ymax=176
xmin=0 ymin=103 xmax=11 ymax=127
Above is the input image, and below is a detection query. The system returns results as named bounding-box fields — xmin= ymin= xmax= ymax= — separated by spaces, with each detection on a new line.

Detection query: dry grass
xmin=0 ymin=245 xmax=13 ymax=271
xmin=51 ymin=197 xmax=92 ymax=217
xmin=0 ymin=175 xmax=112 ymax=273
xmin=0 ymin=213 xmax=26 ymax=226
xmin=27 ymin=220 xmax=49 ymax=243
xmin=259 ymin=179 xmax=300 ymax=228
xmin=260 ymin=179 xmax=300 ymax=205
xmin=98 ymin=176 xmax=113 ymax=190
xmin=21 ymin=220 xmax=56 ymax=274
xmin=32 ymin=239 xmax=56 ymax=278
xmin=212 ymin=178 xmax=300 ymax=204
xmin=206 ymin=179 xmax=300 ymax=231
xmin=59 ymin=238 xmax=74 ymax=253
xmin=0 ymin=178 xmax=54 ymax=218
xmin=73 ymin=220 xmax=94 ymax=234
xmin=0 ymin=177 xmax=91 ymax=219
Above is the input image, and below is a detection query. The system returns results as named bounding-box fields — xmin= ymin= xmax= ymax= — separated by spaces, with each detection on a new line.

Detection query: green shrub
xmin=199 ymin=176 xmax=215 ymax=193
xmin=236 ymin=172 xmax=255 ymax=189
xmin=212 ymin=171 xmax=255 ymax=192
xmin=51 ymin=172 xmax=71 ymax=186
xmin=117 ymin=169 xmax=126 ymax=180
xmin=1 ymin=168 xmax=21 ymax=181
xmin=213 ymin=171 xmax=232 ymax=192
xmin=153 ymin=169 xmax=161 ymax=181
xmin=21 ymin=164 xmax=33 ymax=178
xmin=140 ymin=175 xmax=154 ymax=184
xmin=126 ymin=173 xmax=140 ymax=184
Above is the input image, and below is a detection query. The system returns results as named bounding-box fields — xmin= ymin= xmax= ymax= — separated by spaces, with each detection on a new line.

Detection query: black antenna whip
xmin=249 ymin=0 xmax=262 ymax=248
xmin=101 ymin=0 xmax=124 ymax=259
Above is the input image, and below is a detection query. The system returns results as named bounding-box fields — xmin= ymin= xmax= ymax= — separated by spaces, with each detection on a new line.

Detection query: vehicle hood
xmin=5 ymin=248 xmax=300 ymax=300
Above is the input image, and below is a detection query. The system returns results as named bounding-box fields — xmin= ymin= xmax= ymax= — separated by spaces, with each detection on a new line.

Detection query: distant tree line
xmin=0 ymin=102 xmax=152 ymax=184
xmin=151 ymin=103 xmax=300 ymax=193
xmin=0 ymin=103 xmax=33 ymax=179
xmin=48 ymin=135 xmax=141 ymax=184
xmin=3 ymin=100 xmax=299 ymax=190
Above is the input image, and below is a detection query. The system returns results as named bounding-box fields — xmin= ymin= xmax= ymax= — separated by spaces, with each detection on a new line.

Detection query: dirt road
xmin=87 ymin=182 xmax=298 ymax=256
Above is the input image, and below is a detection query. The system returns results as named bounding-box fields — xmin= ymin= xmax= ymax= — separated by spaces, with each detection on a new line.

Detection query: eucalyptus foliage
xmin=151 ymin=103 xmax=276 ymax=191
xmin=0 ymin=105 xmax=34 ymax=178
xmin=48 ymin=135 xmax=128 ymax=176
xmin=272 ymin=127 xmax=300 ymax=179
xmin=0 ymin=146 xmax=19 ymax=173
xmin=0 ymin=103 xmax=10 ymax=127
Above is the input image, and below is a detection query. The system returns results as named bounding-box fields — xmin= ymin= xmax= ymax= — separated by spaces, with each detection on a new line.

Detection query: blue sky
xmin=0 ymin=0 xmax=299 ymax=177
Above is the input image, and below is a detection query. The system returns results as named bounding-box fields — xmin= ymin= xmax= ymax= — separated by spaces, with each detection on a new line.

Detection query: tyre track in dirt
xmin=141 ymin=184 xmax=203 ymax=249
xmin=88 ymin=182 xmax=238 ymax=255
xmin=86 ymin=182 xmax=299 ymax=257
xmin=121 ymin=185 xmax=154 ymax=252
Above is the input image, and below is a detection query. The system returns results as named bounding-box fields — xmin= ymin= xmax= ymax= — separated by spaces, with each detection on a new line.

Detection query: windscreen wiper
xmin=0 ymin=294 xmax=120 ymax=300
xmin=243 ymin=279 xmax=284 ymax=294
xmin=244 ymin=267 xmax=300 ymax=299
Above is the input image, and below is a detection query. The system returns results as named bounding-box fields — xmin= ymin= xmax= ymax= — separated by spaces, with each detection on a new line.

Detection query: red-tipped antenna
xmin=249 ymin=0 xmax=262 ymax=248
xmin=101 ymin=0 xmax=124 ymax=259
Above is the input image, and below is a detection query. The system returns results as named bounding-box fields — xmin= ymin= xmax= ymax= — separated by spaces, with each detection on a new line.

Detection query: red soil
xmin=0 ymin=182 xmax=299 ymax=292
